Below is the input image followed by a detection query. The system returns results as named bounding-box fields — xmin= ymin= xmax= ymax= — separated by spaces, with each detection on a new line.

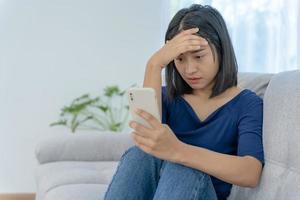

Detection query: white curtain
xmin=168 ymin=0 xmax=300 ymax=73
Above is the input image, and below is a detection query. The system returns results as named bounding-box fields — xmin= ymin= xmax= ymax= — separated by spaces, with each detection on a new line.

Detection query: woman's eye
xmin=176 ymin=58 xmax=183 ymax=62
xmin=196 ymin=56 xmax=202 ymax=59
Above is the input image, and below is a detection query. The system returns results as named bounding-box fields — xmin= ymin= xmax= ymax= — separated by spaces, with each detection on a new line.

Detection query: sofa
xmin=35 ymin=70 xmax=300 ymax=200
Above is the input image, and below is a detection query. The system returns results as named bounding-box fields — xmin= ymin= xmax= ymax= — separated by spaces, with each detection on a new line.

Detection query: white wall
xmin=0 ymin=0 xmax=166 ymax=192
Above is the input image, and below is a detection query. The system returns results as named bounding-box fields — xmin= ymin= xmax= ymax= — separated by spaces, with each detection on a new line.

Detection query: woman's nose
xmin=185 ymin=61 xmax=198 ymax=74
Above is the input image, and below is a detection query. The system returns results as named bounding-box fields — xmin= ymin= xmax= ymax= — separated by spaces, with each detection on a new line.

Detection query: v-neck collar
xmin=179 ymin=89 xmax=248 ymax=124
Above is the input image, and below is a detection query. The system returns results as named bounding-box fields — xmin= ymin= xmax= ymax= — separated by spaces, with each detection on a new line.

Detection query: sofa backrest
xmin=229 ymin=70 xmax=300 ymax=200
xmin=238 ymin=72 xmax=274 ymax=99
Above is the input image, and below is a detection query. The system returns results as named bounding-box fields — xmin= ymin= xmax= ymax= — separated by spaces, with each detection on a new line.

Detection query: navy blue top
xmin=161 ymin=86 xmax=264 ymax=200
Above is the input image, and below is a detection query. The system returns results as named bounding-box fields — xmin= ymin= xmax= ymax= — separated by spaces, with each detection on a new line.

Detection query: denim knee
xmin=120 ymin=145 xmax=159 ymax=164
xmin=105 ymin=146 xmax=163 ymax=200
xmin=162 ymin=161 xmax=209 ymax=180
xmin=152 ymin=161 xmax=217 ymax=200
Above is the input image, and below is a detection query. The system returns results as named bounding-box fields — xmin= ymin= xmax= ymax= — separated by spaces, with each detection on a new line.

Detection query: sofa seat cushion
xmin=36 ymin=161 xmax=119 ymax=200
xmin=45 ymin=184 xmax=108 ymax=200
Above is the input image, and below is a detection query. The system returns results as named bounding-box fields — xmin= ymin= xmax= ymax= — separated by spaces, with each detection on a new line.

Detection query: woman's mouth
xmin=187 ymin=77 xmax=202 ymax=84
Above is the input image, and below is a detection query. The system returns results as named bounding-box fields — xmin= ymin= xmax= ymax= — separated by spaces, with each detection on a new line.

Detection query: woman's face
xmin=174 ymin=42 xmax=219 ymax=93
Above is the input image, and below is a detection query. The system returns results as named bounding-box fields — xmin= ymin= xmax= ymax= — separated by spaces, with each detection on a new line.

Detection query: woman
xmin=104 ymin=4 xmax=264 ymax=200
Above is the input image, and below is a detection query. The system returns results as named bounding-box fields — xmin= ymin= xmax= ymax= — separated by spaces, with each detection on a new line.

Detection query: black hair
xmin=164 ymin=4 xmax=238 ymax=99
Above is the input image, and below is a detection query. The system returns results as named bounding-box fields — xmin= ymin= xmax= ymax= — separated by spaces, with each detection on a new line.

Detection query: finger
xmin=129 ymin=120 xmax=152 ymax=134
xmin=131 ymin=132 xmax=145 ymax=149
xmin=173 ymin=34 xmax=208 ymax=49
xmin=131 ymin=129 xmax=147 ymax=138
xmin=181 ymin=39 xmax=204 ymax=47
xmin=181 ymin=35 xmax=208 ymax=46
xmin=181 ymin=27 xmax=199 ymax=36
xmin=135 ymin=108 xmax=161 ymax=129
xmin=177 ymin=44 xmax=202 ymax=53
xmin=131 ymin=132 xmax=154 ymax=150
xmin=178 ymin=39 xmax=208 ymax=53
xmin=134 ymin=142 xmax=152 ymax=154
xmin=173 ymin=27 xmax=199 ymax=41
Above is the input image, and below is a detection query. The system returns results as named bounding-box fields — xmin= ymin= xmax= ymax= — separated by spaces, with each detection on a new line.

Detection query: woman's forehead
xmin=179 ymin=47 xmax=208 ymax=56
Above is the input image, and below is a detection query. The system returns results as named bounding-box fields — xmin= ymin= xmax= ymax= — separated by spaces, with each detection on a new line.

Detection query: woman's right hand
xmin=147 ymin=27 xmax=208 ymax=69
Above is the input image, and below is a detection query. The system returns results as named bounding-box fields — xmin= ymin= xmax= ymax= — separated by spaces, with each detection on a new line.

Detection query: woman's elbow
xmin=247 ymin=176 xmax=261 ymax=188
xmin=236 ymin=172 xmax=261 ymax=188
xmin=240 ymin=156 xmax=263 ymax=188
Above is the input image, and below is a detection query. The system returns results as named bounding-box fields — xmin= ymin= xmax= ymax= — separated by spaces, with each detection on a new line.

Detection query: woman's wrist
xmin=147 ymin=53 xmax=166 ymax=70
xmin=171 ymin=141 xmax=188 ymax=163
xmin=146 ymin=61 xmax=164 ymax=72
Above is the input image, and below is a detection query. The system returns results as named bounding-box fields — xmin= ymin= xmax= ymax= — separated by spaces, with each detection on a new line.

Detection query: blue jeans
xmin=104 ymin=146 xmax=218 ymax=200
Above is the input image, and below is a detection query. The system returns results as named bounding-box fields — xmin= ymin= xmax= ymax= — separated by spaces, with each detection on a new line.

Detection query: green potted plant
xmin=50 ymin=84 xmax=136 ymax=133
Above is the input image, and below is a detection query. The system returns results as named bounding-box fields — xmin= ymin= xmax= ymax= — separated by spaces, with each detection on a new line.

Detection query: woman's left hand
xmin=129 ymin=108 xmax=183 ymax=162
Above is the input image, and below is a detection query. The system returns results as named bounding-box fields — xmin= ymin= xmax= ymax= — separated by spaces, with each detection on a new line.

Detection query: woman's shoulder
xmin=235 ymin=88 xmax=263 ymax=118
xmin=238 ymin=88 xmax=263 ymax=105
xmin=218 ymin=86 xmax=262 ymax=109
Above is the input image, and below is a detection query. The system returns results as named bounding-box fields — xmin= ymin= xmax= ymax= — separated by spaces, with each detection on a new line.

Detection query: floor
xmin=0 ymin=194 xmax=35 ymax=200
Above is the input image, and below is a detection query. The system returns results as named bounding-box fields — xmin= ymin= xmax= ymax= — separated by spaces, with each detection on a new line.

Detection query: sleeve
xmin=161 ymin=86 xmax=170 ymax=125
xmin=237 ymin=94 xmax=265 ymax=166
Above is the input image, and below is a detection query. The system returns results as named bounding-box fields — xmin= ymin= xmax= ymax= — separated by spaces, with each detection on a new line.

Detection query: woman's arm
xmin=173 ymin=143 xmax=263 ymax=188
xmin=143 ymin=61 xmax=163 ymax=119
xmin=129 ymin=100 xmax=263 ymax=188
xmin=142 ymin=28 xmax=207 ymax=118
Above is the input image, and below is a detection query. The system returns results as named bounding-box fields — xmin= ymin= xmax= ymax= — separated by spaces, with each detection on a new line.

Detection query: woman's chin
xmin=188 ymin=83 xmax=205 ymax=89
xmin=188 ymin=82 xmax=211 ymax=91
xmin=186 ymin=79 xmax=214 ymax=90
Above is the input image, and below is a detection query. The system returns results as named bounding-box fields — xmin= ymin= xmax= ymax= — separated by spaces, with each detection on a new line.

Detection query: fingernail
xmin=130 ymin=121 xmax=135 ymax=127
xmin=135 ymin=108 xmax=140 ymax=113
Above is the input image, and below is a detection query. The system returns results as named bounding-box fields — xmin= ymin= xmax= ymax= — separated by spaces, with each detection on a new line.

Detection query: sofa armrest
xmin=35 ymin=132 xmax=134 ymax=164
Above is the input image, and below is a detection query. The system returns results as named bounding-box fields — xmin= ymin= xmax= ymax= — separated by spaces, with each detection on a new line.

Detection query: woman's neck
xmin=192 ymin=80 xmax=215 ymax=99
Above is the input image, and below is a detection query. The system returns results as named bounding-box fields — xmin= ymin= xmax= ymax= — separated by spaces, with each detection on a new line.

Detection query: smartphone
xmin=127 ymin=87 xmax=161 ymax=129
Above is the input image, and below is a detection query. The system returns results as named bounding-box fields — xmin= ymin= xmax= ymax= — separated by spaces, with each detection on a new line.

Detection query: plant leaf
xmin=50 ymin=119 xmax=67 ymax=127
xmin=104 ymin=86 xmax=120 ymax=97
